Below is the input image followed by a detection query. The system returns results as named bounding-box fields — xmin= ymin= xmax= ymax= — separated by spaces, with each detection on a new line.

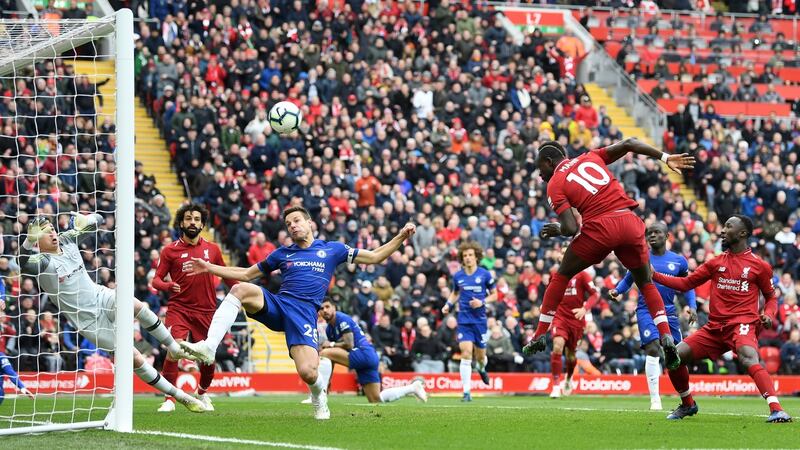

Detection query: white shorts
xmin=81 ymin=286 xmax=117 ymax=351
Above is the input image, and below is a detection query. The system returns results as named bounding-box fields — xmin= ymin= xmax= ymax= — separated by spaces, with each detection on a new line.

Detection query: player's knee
xmin=297 ymin=364 xmax=318 ymax=384
xmin=229 ymin=283 xmax=250 ymax=299
xmin=552 ymin=339 xmax=565 ymax=354
xmin=644 ymin=342 xmax=661 ymax=358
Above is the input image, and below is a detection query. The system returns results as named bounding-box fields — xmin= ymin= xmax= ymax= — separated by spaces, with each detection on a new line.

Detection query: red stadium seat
xmin=759 ymin=347 xmax=781 ymax=374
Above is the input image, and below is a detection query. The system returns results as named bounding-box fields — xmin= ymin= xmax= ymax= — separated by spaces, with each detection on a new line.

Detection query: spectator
xmin=600 ymin=331 xmax=637 ymax=374
xmin=780 ymin=330 xmax=800 ymax=374
xmin=410 ymin=323 xmax=446 ymax=373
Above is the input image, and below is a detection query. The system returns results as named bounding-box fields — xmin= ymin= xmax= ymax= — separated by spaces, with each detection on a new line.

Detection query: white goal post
xmin=0 ymin=9 xmax=134 ymax=435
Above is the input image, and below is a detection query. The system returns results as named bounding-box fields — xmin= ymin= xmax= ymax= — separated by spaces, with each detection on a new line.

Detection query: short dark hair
xmin=731 ymin=214 xmax=754 ymax=237
xmin=321 ymin=297 xmax=337 ymax=308
xmin=538 ymin=141 xmax=567 ymax=160
xmin=457 ymin=240 xmax=484 ymax=264
xmin=173 ymin=203 xmax=208 ymax=230
xmin=283 ymin=205 xmax=311 ymax=222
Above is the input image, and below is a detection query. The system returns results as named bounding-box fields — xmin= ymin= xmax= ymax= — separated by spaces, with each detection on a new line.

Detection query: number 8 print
xmin=739 ymin=323 xmax=750 ymax=335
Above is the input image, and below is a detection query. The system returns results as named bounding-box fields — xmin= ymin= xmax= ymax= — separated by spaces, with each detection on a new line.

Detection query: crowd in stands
xmin=0 ymin=1 xmax=799 ymax=380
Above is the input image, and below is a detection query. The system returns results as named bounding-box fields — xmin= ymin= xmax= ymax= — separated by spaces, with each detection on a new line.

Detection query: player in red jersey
xmin=549 ymin=269 xmax=598 ymax=398
xmin=523 ymin=139 xmax=694 ymax=371
xmin=152 ymin=203 xmax=235 ymax=412
xmin=651 ymin=215 xmax=792 ymax=423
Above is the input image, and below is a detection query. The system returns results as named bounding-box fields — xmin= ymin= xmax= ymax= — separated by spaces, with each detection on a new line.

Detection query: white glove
xmin=70 ymin=212 xmax=89 ymax=230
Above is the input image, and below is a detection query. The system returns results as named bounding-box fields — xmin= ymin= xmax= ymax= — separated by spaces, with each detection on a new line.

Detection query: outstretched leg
xmin=629 ymin=265 xmax=679 ymax=369
xmin=132 ymin=349 xmax=204 ymax=413
xmin=528 ymin=247 xmax=591 ymax=350
xmin=665 ymin=343 xmax=698 ymax=420
xmin=738 ymin=345 xmax=792 ymax=423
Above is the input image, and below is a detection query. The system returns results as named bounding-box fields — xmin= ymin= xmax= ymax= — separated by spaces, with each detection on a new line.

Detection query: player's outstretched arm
xmin=354 ymin=223 xmax=416 ymax=265
xmin=602 ymin=138 xmax=695 ymax=173
xmin=611 ymin=271 xmax=634 ymax=300
xmin=187 ymin=258 xmax=263 ymax=282
xmin=62 ymin=212 xmax=104 ymax=244
xmin=652 ymin=260 xmax=713 ymax=292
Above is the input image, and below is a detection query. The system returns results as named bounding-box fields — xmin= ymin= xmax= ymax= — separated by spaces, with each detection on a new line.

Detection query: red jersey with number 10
xmin=546 ymin=149 xmax=638 ymax=222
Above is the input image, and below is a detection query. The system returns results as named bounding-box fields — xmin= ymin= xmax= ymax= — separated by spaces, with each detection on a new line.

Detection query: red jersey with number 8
xmin=546 ymin=149 xmax=638 ymax=222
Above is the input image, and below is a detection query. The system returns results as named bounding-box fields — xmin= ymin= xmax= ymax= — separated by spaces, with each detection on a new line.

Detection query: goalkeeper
xmin=15 ymin=214 xmax=205 ymax=413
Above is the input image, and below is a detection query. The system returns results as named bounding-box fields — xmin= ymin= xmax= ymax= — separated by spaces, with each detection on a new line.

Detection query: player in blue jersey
xmin=0 ymin=352 xmax=33 ymax=404
xmin=610 ymin=222 xmax=696 ymax=411
xmin=0 ymin=276 xmax=33 ymax=405
xmin=442 ymin=241 xmax=497 ymax=402
xmin=181 ymin=205 xmax=416 ymax=420
xmin=318 ymin=298 xmax=427 ymax=403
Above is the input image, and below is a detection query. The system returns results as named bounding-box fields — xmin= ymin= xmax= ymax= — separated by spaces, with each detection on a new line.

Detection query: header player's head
xmin=457 ymin=240 xmax=482 ymax=271
xmin=283 ymin=205 xmax=314 ymax=245
xmin=535 ymin=141 xmax=567 ymax=182
xmin=721 ymin=214 xmax=753 ymax=251
xmin=320 ymin=297 xmax=337 ymax=323
xmin=174 ymin=203 xmax=208 ymax=240
xmin=646 ymin=222 xmax=669 ymax=253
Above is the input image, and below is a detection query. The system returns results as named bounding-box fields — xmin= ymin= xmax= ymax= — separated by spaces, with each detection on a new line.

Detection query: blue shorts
xmin=457 ymin=323 xmax=487 ymax=349
xmin=637 ymin=307 xmax=682 ymax=348
xmin=349 ymin=346 xmax=381 ymax=385
xmin=250 ymin=288 xmax=320 ymax=350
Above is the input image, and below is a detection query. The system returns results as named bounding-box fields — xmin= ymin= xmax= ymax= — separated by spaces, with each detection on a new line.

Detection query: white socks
xmin=380 ymin=383 xmax=417 ymax=403
xmin=135 ymin=306 xmax=181 ymax=355
xmin=645 ymin=355 xmax=661 ymax=402
xmin=205 ymin=294 xmax=242 ymax=352
xmin=134 ymin=361 xmax=187 ymax=400
xmin=460 ymin=359 xmax=472 ymax=395
xmin=310 ymin=357 xmax=332 ymax=398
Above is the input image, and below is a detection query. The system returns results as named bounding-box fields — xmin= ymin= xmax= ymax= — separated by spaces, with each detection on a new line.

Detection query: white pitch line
xmin=135 ymin=430 xmax=346 ymax=450
xmin=343 ymin=402 xmax=766 ymax=417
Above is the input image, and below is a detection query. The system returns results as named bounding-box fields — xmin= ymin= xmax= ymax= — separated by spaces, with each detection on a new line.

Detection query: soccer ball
xmin=269 ymin=101 xmax=302 ymax=134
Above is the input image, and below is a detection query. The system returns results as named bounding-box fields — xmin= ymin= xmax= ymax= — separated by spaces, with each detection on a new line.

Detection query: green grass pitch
xmin=1 ymin=394 xmax=797 ymax=449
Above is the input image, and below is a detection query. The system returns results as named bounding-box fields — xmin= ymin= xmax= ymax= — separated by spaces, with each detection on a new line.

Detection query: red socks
xmin=639 ymin=283 xmax=671 ymax=337
xmin=162 ymin=358 xmax=179 ymax=402
xmin=551 ymin=353 xmax=563 ymax=384
xmin=668 ymin=365 xmax=695 ymax=407
xmin=748 ymin=364 xmax=782 ymax=411
xmin=535 ymin=272 xmax=570 ymax=338
xmin=199 ymin=363 xmax=216 ymax=395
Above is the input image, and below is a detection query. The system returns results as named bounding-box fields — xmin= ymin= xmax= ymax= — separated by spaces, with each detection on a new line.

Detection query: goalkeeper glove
xmin=24 ymin=217 xmax=51 ymax=249
xmin=69 ymin=212 xmax=89 ymax=230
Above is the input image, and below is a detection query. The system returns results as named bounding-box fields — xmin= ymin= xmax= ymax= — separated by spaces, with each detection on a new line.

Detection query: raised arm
xmin=354 ymin=223 xmax=416 ymax=265
xmin=61 ymin=213 xmax=104 ymax=245
xmin=601 ymin=138 xmax=695 ymax=173
xmin=652 ymin=260 xmax=714 ymax=292
xmin=187 ymin=258 xmax=264 ymax=282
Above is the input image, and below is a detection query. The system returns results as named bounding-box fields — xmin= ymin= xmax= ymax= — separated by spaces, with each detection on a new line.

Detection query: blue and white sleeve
xmin=332 ymin=242 xmax=358 ymax=265
xmin=257 ymin=251 xmax=280 ymax=275
xmin=0 ymin=354 xmax=24 ymax=389
xmin=615 ymin=271 xmax=634 ymax=295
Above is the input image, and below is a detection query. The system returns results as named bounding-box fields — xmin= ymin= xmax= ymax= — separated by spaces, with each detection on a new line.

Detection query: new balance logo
xmin=718 ymin=267 xmax=726 ymax=272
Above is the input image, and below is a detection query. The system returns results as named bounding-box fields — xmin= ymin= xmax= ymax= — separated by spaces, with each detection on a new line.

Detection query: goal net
xmin=0 ymin=10 xmax=134 ymax=435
